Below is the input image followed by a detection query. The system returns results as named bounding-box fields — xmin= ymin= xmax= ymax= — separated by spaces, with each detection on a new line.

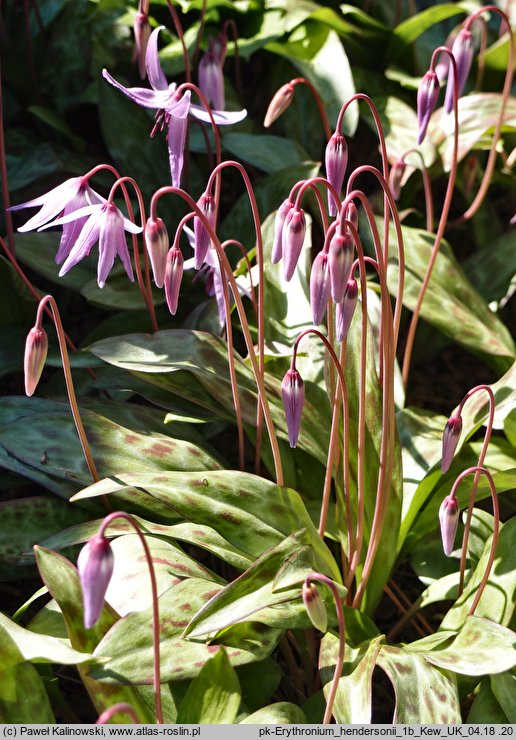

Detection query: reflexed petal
xmin=167 ymin=92 xmax=191 ymax=188
xmin=38 ymin=203 xmax=103 ymax=230
xmin=14 ymin=177 xmax=84 ymax=232
xmin=189 ymin=104 xmax=247 ymax=125
xmin=55 ymin=189 xmax=104 ymax=264
xmin=102 ymin=69 xmax=171 ymax=110
xmin=198 ymin=53 xmax=225 ymax=111
xmin=59 ymin=212 xmax=102 ymax=277
xmin=97 ymin=204 xmax=123 ymax=288
xmin=145 ymin=26 xmax=168 ymax=91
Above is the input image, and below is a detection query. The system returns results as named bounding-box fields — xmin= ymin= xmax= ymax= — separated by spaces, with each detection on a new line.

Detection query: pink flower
xmin=281 ymin=367 xmax=305 ymax=448
xmin=439 ymin=495 xmax=460 ymax=556
xmin=441 ymin=414 xmax=463 ymax=474
xmin=24 ymin=326 xmax=48 ymax=397
xmin=77 ymin=533 xmax=114 ymax=629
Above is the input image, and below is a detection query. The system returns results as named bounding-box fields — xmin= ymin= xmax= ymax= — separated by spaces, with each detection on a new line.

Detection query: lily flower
xmin=102 ymin=26 xmax=246 ymax=187
xmin=9 ymin=176 xmax=105 ymax=264
xmin=198 ymin=34 xmax=227 ymax=111
xmin=39 ymin=202 xmax=142 ymax=288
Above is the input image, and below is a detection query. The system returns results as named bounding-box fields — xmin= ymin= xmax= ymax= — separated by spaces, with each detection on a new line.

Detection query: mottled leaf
xmin=240 ymin=702 xmax=307 ymax=724
xmin=176 ymin=647 xmax=241 ymax=724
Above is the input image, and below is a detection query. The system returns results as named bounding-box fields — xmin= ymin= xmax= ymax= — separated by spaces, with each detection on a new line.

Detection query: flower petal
xmin=145 ymin=26 xmax=168 ymax=91
xmin=38 ymin=203 xmax=102 ymax=230
xmin=102 ymin=69 xmax=171 ymax=110
xmin=189 ymin=104 xmax=247 ymax=125
xmin=14 ymin=178 xmax=83 ymax=232
xmin=167 ymin=92 xmax=191 ymax=188
xmin=97 ymin=206 xmax=121 ymax=288
xmin=59 ymin=213 xmax=101 ymax=277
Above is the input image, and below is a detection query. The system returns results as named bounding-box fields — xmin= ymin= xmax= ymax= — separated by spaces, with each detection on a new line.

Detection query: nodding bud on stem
xmin=77 ymin=533 xmax=114 ymax=629
xmin=439 ymin=495 xmax=460 ymax=556
xmin=302 ymin=581 xmax=327 ymax=633
xmin=417 ymin=71 xmax=440 ymax=145
xmin=441 ymin=414 xmax=463 ymax=474
xmin=281 ymin=367 xmax=304 ymax=448
xmin=272 ymin=199 xmax=294 ymax=264
xmin=329 ymin=232 xmax=354 ymax=303
xmin=345 ymin=202 xmax=358 ymax=231
xmin=336 ymin=278 xmax=358 ymax=342
xmin=194 ymin=193 xmax=216 ymax=270
xmin=164 ymin=246 xmax=184 ymax=315
xmin=389 ymin=159 xmax=406 ymax=201
xmin=264 ymin=82 xmax=295 ymax=128
xmin=444 ymin=28 xmax=474 ymax=114
xmin=310 ymin=252 xmax=331 ymax=326
xmin=144 ymin=217 xmax=169 ymax=288
xmin=134 ymin=12 xmax=151 ymax=80
xmin=325 ymin=132 xmax=348 ymax=217
xmin=282 ymin=208 xmax=306 ymax=281
xmin=24 ymin=326 xmax=48 ymax=397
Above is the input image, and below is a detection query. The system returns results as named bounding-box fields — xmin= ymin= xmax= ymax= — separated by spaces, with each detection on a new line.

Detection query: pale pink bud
xmin=439 ymin=495 xmax=460 ymax=556
xmin=164 ymin=246 xmax=184 ymax=315
xmin=329 ymin=232 xmax=354 ymax=303
xmin=194 ymin=192 xmax=216 ymax=270
xmin=282 ymin=208 xmax=306 ymax=282
xmin=134 ymin=12 xmax=151 ymax=80
xmin=77 ymin=533 xmax=114 ymax=629
xmin=310 ymin=252 xmax=331 ymax=326
xmin=24 ymin=326 xmax=48 ymax=397
xmin=325 ymin=132 xmax=348 ymax=217
xmin=336 ymin=278 xmax=358 ymax=341
xmin=144 ymin=217 xmax=169 ymax=288
xmin=264 ymin=82 xmax=295 ymax=128
xmin=302 ymin=581 xmax=327 ymax=633
xmin=272 ymin=199 xmax=293 ymax=264
xmin=444 ymin=29 xmax=474 ymax=114
xmin=389 ymin=159 xmax=406 ymax=201
xmin=281 ymin=367 xmax=304 ymax=448
xmin=198 ymin=37 xmax=225 ymax=111
xmin=417 ymin=71 xmax=440 ymax=145
xmin=345 ymin=202 xmax=358 ymax=231
xmin=441 ymin=414 xmax=463 ymax=474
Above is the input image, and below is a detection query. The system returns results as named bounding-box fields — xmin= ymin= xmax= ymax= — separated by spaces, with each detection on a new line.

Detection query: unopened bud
xmin=417 ymin=71 xmax=440 ymax=145
xmin=302 ymin=581 xmax=327 ymax=633
xmin=199 ymin=37 xmax=225 ymax=111
xmin=325 ymin=132 xmax=348 ymax=217
xmin=264 ymin=82 xmax=295 ymax=128
xmin=310 ymin=252 xmax=331 ymax=326
xmin=439 ymin=495 xmax=460 ymax=556
xmin=194 ymin=192 xmax=216 ymax=270
xmin=134 ymin=12 xmax=151 ymax=80
xmin=164 ymin=246 xmax=184 ymax=315
xmin=329 ymin=232 xmax=354 ymax=303
xmin=282 ymin=208 xmax=306 ymax=282
xmin=444 ymin=28 xmax=474 ymax=114
xmin=272 ymin=199 xmax=294 ymax=264
xmin=145 ymin=217 xmax=169 ymax=288
xmin=345 ymin=202 xmax=358 ymax=231
xmin=441 ymin=414 xmax=462 ymax=474
xmin=336 ymin=278 xmax=358 ymax=342
xmin=24 ymin=326 xmax=48 ymax=397
xmin=77 ymin=533 xmax=114 ymax=629
xmin=281 ymin=367 xmax=305 ymax=448
xmin=389 ymin=159 xmax=406 ymax=201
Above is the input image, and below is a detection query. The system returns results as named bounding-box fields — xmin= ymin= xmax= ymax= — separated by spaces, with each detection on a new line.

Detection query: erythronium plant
xmin=1 ymin=0 xmax=515 ymax=726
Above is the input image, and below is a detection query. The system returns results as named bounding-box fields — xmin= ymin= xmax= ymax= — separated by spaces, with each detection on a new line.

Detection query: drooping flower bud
xmin=272 ymin=199 xmax=294 ymax=264
xmin=444 ymin=28 xmax=474 ymax=114
xmin=144 ymin=216 xmax=169 ymax=289
xmin=164 ymin=246 xmax=184 ymax=315
xmin=389 ymin=158 xmax=406 ymax=201
xmin=133 ymin=11 xmax=151 ymax=80
xmin=325 ymin=132 xmax=348 ymax=217
xmin=264 ymin=82 xmax=295 ymax=128
xmin=282 ymin=208 xmax=306 ymax=282
xmin=193 ymin=192 xmax=216 ymax=270
xmin=329 ymin=232 xmax=354 ymax=303
xmin=345 ymin=201 xmax=358 ymax=231
xmin=24 ymin=326 xmax=48 ymax=397
xmin=281 ymin=367 xmax=305 ymax=448
xmin=336 ymin=278 xmax=358 ymax=342
xmin=441 ymin=414 xmax=463 ymax=474
xmin=77 ymin=533 xmax=114 ymax=629
xmin=302 ymin=581 xmax=327 ymax=633
xmin=198 ymin=36 xmax=226 ymax=111
xmin=439 ymin=495 xmax=460 ymax=556
xmin=310 ymin=252 xmax=331 ymax=326
xmin=417 ymin=71 xmax=440 ymax=145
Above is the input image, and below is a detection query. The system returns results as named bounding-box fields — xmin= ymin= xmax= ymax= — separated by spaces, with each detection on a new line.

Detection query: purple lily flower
xmin=281 ymin=367 xmax=305 ymax=448
xmin=9 ymin=176 xmax=105 ymax=264
xmin=77 ymin=533 xmax=114 ymax=629
xmin=198 ymin=35 xmax=226 ymax=111
xmin=439 ymin=495 xmax=460 ymax=556
xmin=102 ymin=26 xmax=246 ymax=188
xmin=39 ymin=202 xmax=142 ymax=288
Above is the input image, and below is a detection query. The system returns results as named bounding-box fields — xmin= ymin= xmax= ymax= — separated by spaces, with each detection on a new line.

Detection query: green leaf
xmin=0 ymin=624 xmax=54 ymax=723
xmin=91 ymin=578 xmax=283 ymax=683
xmin=389 ymin=4 xmax=470 ymax=61
xmin=407 ymin=616 xmax=516 ymax=676
xmin=223 ymin=133 xmax=310 ymax=174
xmin=34 ymin=546 xmax=157 ymax=723
xmin=319 ymin=633 xmax=383 ymax=723
xmin=468 ymin=679 xmax=508 ymax=723
xmin=379 ymin=96 xmax=436 ymax=167
xmin=237 ymin=659 xmax=282 ymax=713
xmin=71 ymin=470 xmax=341 ymax=584
xmin=0 ymin=612 xmax=93 ymax=666
xmin=176 ymin=647 xmax=241 ymax=724
xmin=377 ymin=645 xmax=461 ymax=723
xmin=240 ymin=702 xmax=307 ymax=724
xmin=491 ymin=670 xmax=516 ymax=722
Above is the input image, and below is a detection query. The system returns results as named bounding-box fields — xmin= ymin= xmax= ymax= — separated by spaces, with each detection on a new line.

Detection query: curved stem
xmin=35 ymin=296 xmax=99 ymax=483
xmin=99 ymin=512 xmax=163 ymax=724
xmin=177 ymin=83 xmax=222 ymax=168
xmin=150 ymin=186 xmax=283 ymax=485
xmin=289 ymin=78 xmax=332 ymax=142
xmin=402 ymin=49 xmax=459 ymax=387
xmin=448 ymin=466 xmax=499 ymax=616
xmin=305 ymin=573 xmax=346 ymax=724
xmin=224 ymin=19 xmax=242 ymax=97
xmin=96 ymin=703 xmax=140 ymax=724
xmin=456 ymin=384 xmax=495 ymax=594
xmin=461 ymin=7 xmax=513 ymax=220
xmin=401 ymin=148 xmax=434 ymax=232
xmin=290 ymin=176 xmax=340 ymax=229
xmin=166 ymin=0 xmax=191 ymax=82
xmin=0 ymin=54 xmax=16 ymax=254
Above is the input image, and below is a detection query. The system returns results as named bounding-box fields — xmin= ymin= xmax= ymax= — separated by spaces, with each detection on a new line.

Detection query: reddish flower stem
xmin=289 ymin=78 xmax=332 ymax=142
xmin=0 ymin=55 xmax=16 ymax=255
xmin=99 ymin=513 xmax=163 ymax=724
xmin=96 ymin=703 xmax=140 ymax=724
xmin=166 ymin=0 xmax=191 ymax=83
xmin=401 ymin=148 xmax=434 ymax=232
